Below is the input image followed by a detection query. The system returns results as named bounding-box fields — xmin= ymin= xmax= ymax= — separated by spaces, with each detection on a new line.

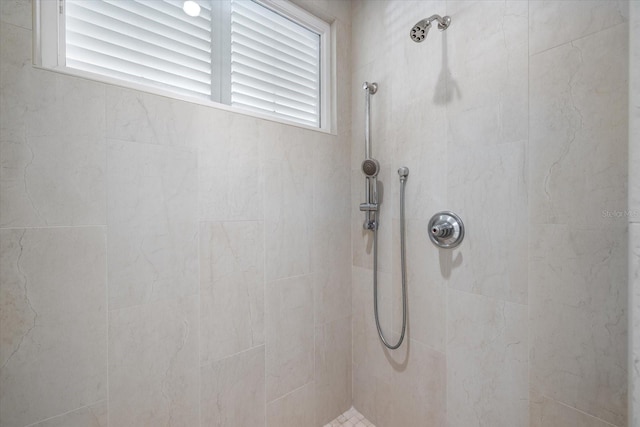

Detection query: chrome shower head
xmin=410 ymin=15 xmax=451 ymax=42
xmin=410 ymin=20 xmax=431 ymax=42
xmin=362 ymin=158 xmax=380 ymax=177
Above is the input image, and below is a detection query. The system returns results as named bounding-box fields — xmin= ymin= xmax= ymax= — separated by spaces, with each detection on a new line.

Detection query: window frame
xmin=33 ymin=0 xmax=332 ymax=132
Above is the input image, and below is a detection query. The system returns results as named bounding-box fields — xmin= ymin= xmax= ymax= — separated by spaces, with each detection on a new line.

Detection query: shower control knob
xmin=427 ymin=211 xmax=464 ymax=249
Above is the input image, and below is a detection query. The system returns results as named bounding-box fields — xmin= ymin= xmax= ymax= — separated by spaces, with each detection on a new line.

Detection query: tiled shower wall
xmin=630 ymin=1 xmax=639 ymax=425
xmin=0 ymin=1 xmax=352 ymax=426
xmin=351 ymin=1 xmax=628 ymax=426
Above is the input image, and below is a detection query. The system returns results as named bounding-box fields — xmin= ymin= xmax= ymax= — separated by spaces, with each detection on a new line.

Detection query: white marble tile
xmin=107 ymin=140 xmax=197 ymax=226
xmin=529 ymin=0 xmax=628 ymax=55
xmin=28 ymin=400 xmax=108 ymax=427
xmin=200 ymin=221 xmax=264 ymax=365
xmin=107 ymin=220 xmax=198 ymax=310
xmin=389 ymin=98 xmax=447 ymax=222
xmin=447 ymin=141 xmax=528 ymax=305
xmin=375 ymin=338 xmax=446 ymax=427
xmin=630 ymin=0 xmax=640 ymax=222
xmin=352 ymin=266 xmax=392 ymax=362
xmin=447 ymin=0 xmax=528 ymax=147
xmin=106 ymin=86 xmax=210 ymax=150
xmin=106 ymin=139 xmax=197 ymax=227
xmin=266 ymin=382 xmax=315 ymax=427
xmin=108 ymin=296 xmax=199 ymax=427
xmin=198 ymin=112 xmax=263 ymax=222
xmin=201 ymin=346 xmax=265 ymax=427
xmin=529 ymin=24 xmax=628 ymax=227
xmin=447 ymin=290 xmax=528 ymax=427
xmin=630 ymin=223 xmax=640 ymax=427
xmin=0 ymin=23 xmax=53 ymax=141
xmin=315 ymin=316 xmax=352 ymax=426
xmin=0 ymin=227 xmax=107 ymax=427
xmin=530 ymin=390 xmax=618 ymax=427
xmin=1 ymin=133 xmax=107 ymax=227
xmin=0 ymin=0 xmax=32 ymax=29
xmin=530 ymin=224 xmax=627 ymax=426
xmin=265 ymin=274 xmax=314 ymax=402
xmin=314 ymin=263 xmax=351 ymax=326
xmin=107 ymin=140 xmax=198 ymax=309
xmin=263 ymin=125 xmax=313 ymax=281
xmin=313 ymin=134 xmax=351 ymax=223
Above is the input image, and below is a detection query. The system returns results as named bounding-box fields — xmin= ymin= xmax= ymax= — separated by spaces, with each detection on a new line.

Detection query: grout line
xmin=536 ymin=392 xmax=621 ymax=427
xmin=529 ymin=21 xmax=629 ymax=58
xmin=0 ymin=224 xmax=107 ymax=230
xmin=23 ymin=400 xmax=107 ymax=427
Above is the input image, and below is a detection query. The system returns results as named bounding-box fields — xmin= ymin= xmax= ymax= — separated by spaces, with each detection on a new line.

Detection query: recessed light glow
xmin=183 ymin=1 xmax=201 ymax=17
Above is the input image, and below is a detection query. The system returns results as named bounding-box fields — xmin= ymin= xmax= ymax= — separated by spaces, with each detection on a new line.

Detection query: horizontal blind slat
xmin=231 ymin=93 xmax=318 ymax=126
xmin=231 ymin=20 xmax=318 ymax=66
xmin=67 ymin=58 xmax=210 ymax=99
xmin=66 ymin=5 xmax=211 ymax=60
xmin=67 ymin=32 xmax=211 ymax=83
xmin=66 ymin=0 xmax=212 ymax=99
xmin=230 ymin=5 xmax=317 ymax=52
xmin=232 ymin=82 xmax=318 ymax=114
xmin=230 ymin=0 xmax=320 ymax=127
xmin=230 ymin=65 xmax=317 ymax=100
xmin=230 ymin=42 xmax=317 ymax=82
xmin=66 ymin=46 xmax=211 ymax=95
xmin=232 ymin=0 xmax=318 ymax=44
xmin=67 ymin=1 xmax=211 ymax=51
xmin=66 ymin=18 xmax=211 ymax=73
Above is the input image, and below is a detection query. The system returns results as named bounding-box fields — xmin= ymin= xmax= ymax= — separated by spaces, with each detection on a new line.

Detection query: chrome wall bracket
xmin=428 ymin=211 xmax=465 ymax=249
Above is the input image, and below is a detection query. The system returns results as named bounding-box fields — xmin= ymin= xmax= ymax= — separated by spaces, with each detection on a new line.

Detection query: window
xmin=35 ymin=0 xmax=331 ymax=129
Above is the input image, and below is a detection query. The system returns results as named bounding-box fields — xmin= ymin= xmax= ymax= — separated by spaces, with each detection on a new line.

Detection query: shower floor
xmin=325 ymin=407 xmax=375 ymax=427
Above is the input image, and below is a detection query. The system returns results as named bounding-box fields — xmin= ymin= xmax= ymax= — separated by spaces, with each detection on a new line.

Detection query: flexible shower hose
xmin=373 ymin=174 xmax=408 ymax=350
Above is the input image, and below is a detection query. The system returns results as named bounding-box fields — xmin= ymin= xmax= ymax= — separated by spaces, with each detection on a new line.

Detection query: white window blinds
xmin=65 ymin=0 xmax=213 ymax=99
xmin=62 ymin=0 xmax=324 ymax=128
xmin=230 ymin=0 xmax=321 ymax=127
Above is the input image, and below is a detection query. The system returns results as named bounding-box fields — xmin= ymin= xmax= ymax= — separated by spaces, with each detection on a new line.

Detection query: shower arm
xmin=423 ymin=14 xmax=451 ymax=30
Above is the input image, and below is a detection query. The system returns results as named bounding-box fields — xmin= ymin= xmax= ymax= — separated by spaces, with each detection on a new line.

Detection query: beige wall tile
xmin=630 ymin=222 xmax=640 ymax=426
xmin=447 ymin=290 xmax=528 ymax=427
xmin=530 ymin=390 xmax=617 ymax=427
xmin=263 ymin=127 xmax=313 ymax=281
xmin=198 ymin=113 xmax=263 ymax=222
xmin=315 ymin=317 xmax=352 ymax=426
xmin=28 ymin=401 xmax=108 ymax=427
xmin=447 ymin=141 xmax=528 ymax=305
xmin=201 ymin=346 xmax=265 ymax=427
xmin=265 ymin=274 xmax=314 ymax=402
xmin=108 ymin=296 xmax=199 ymax=427
xmin=529 ymin=24 xmax=628 ymax=227
xmin=267 ymin=382 xmax=315 ymax=427
xmin=106 ymin=139 xmax=198 ymax=310
xmin=0 ymin=227 xmax=107 ymax=427
xmin=200 ymin=221 xmax=264 ymax=364
xmin=530 ymin=224 xmax=627 ymax=426
xmin=529 ymin=0 xmax=628 ymax=55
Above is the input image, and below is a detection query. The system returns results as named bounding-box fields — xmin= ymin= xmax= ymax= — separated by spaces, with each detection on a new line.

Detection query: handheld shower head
xmin=362 ymin=158 xmax=380 ymax=177
xmin=410 ymin=14 xmax=451 ymax=42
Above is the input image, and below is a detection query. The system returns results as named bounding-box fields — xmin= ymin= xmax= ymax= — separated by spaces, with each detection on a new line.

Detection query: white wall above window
xmin=34 ymin=0 xmax=332 ymax=131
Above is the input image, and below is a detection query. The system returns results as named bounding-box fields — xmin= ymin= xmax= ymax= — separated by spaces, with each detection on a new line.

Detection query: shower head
xmin=410 ymin=20 xmax=431 ymax=42
xmin=410 ymin=14 xmax=451 ymax=42
xmin=362 ymin=158 xmax=380 ymax=177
